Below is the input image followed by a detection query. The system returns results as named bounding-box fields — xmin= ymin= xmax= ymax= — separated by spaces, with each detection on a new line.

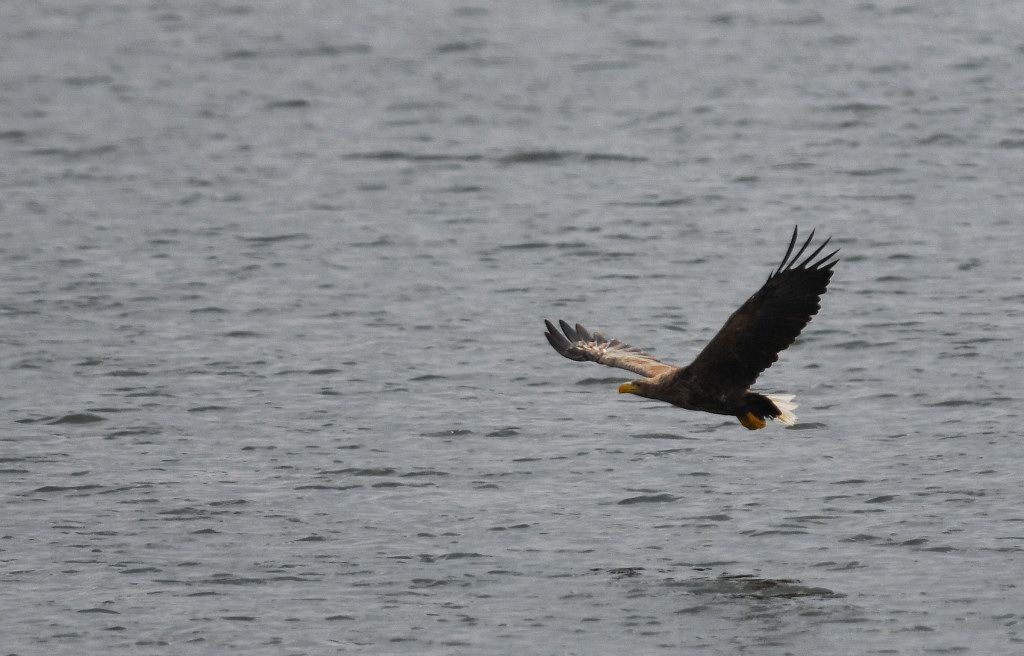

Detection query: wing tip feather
xmin=771 ymin=226 xmax=840 ymax=278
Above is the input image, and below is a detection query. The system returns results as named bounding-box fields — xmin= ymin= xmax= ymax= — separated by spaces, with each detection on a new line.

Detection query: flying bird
xmin=544 ymin=227 xmax=838 ymax=429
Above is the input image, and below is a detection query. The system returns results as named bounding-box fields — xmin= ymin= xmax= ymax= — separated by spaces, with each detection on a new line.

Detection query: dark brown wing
xmin=544 ymin=320 xmax=677 ymax=378
xmin=682 ymin=227 xmax=838 ymax=390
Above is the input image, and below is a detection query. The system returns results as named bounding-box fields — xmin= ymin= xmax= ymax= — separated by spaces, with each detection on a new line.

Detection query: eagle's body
xmin=544 ymin=228 xmax=838 ymax=429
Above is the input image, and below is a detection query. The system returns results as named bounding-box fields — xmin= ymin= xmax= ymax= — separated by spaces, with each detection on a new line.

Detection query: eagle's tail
xmin=738 ymin=393 xmax=799 ymax=429
xmin=766 ymin=394 xmax=798 ymax=426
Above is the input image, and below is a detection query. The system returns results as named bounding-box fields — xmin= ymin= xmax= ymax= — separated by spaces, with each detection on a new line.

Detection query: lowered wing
xmin=544 ymin=319 xmax=677 ymax=378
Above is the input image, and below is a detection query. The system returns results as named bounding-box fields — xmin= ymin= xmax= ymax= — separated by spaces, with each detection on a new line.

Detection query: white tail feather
xmin=766 ymin=394 xmax=798 ymax=426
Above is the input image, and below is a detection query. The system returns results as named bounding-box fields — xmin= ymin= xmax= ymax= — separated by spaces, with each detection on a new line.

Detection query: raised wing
xmin=683 ymin=227 xmax=838 ymax=390
xmin=544 ymin=319 xmax=677 ymax=378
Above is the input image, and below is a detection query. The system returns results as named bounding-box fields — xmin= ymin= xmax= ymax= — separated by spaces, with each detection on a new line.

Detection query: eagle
xmin=544 ymin=227 xmax=838 ymax=429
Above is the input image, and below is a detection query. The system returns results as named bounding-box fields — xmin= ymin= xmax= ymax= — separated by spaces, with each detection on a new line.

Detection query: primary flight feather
xmin=544 ymin=227 xmax=838 ymax=429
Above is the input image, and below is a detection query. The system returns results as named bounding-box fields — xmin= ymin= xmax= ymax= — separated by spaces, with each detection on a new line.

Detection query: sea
xmin=2 ymin=1 xmax=1023 ymax=654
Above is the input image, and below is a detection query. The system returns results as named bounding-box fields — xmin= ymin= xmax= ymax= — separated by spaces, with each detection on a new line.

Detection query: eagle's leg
xmin=738 ymin=412 xmax=766 ymax=430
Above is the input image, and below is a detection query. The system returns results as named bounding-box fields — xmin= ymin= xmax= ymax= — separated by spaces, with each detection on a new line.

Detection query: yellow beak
xmin=619 ymin=382 xmax=637 ymax=394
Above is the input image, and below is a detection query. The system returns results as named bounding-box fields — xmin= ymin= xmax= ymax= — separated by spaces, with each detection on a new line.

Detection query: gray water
xmin=2 ymin=1 xmax=1023 ymax=653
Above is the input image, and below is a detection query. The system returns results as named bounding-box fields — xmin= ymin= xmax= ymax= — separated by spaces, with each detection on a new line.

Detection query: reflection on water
xmin=668 ymin=573 xmax=842 ymax=600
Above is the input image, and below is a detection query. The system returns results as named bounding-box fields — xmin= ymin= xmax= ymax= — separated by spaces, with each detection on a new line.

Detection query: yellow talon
xmin=738 ymin=412 xmax=766 ymax=430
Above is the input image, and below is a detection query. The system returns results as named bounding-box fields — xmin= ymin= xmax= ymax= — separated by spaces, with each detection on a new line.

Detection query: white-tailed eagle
xmin=544 ymin=227 xmax=838 ymax=429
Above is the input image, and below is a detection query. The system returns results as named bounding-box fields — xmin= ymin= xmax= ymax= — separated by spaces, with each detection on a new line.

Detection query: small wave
xmin=49 ymin=412 xmax=105 ymax=424
xmin=618 ymin=493 xmax=677 ymax=504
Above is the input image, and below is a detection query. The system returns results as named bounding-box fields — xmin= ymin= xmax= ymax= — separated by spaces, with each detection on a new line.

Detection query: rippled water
xmin=2 ymin=1 xmax=1024 ymax=654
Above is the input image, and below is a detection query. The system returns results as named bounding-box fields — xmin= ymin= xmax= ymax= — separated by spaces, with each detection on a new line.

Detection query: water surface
xmin=2 ymin=1 xmax=1023 ymax=654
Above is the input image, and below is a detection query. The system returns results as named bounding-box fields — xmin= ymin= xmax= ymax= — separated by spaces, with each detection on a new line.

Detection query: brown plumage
xmin=544 ymin=227 xmax=838 ymax=429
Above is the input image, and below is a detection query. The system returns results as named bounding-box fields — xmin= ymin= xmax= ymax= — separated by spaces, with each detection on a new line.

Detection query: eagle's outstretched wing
xmin=682 ymin=227 xmax=838 ymax=390
xmin=544 ymin=320 xmax=677 ymax=378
